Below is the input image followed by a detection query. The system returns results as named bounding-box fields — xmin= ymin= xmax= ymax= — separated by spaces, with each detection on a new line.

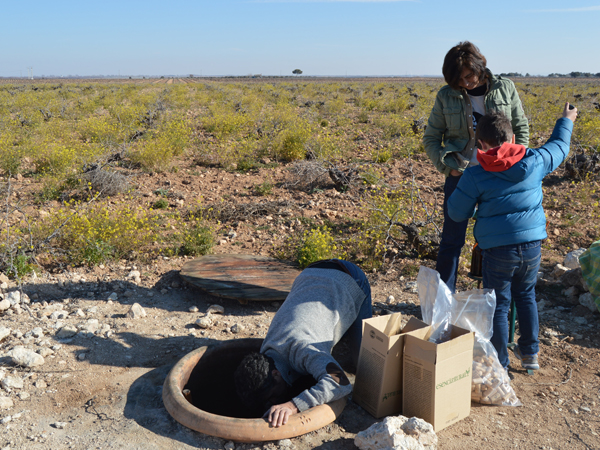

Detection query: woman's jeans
xmin=482 ymin=240 xmax=541 ymax=369
xmin=436 ymin=174 xmax=469 ymax=293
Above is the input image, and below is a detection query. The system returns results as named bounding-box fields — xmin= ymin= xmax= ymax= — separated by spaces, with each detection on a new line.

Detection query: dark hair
xmin=442 ymin=41 xmax=488 ymax=90
xmin=475 ymin=110 xmax=514 ymax=148
xmin=234 ymin=352 xmax=277 ymax=412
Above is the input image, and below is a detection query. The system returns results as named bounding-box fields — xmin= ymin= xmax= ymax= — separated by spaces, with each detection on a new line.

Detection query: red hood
xmin=476 ymin=143 xmax=526 ymax=172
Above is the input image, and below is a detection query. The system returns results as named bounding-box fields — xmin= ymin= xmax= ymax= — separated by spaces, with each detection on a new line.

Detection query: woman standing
xmin=423 ymin=41 xmax=529 ymax=293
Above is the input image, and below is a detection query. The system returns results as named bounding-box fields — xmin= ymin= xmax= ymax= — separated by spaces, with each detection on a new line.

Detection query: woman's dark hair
xmin=475 ymin=110 xmax=514 ymax=148
xmin=234 ymin=352 xmax=277 ymax=412
xmin=442 ymin=41 xmax=488 ymax=90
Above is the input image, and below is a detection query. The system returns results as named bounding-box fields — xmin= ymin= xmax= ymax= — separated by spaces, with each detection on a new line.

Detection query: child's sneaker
xmin=513 ymin=346 xmax=539 ymax=370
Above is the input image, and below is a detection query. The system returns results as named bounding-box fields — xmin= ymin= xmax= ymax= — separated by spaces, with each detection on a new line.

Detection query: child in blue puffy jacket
xmin=447 ymin=104 xmax=577 ymax=371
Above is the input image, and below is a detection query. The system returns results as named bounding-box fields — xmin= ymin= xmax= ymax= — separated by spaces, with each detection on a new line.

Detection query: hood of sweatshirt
xmin=477 ymin=143 xmax=526 ymax=172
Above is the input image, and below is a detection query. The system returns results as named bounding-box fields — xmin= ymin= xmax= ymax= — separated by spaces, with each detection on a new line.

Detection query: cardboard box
xmin=402 ymin=324 xmax=474 ymax=432
xmin=352 ymin=314 xmax=430 ymax=418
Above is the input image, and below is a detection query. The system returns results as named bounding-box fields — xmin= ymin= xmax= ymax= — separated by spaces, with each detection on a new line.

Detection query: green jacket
xmin=423 ymin=72 xmax=529 ymax=176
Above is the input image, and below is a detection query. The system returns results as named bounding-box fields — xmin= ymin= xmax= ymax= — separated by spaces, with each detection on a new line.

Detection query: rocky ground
xmin=0 ymin=153 xmax=599 ymax=450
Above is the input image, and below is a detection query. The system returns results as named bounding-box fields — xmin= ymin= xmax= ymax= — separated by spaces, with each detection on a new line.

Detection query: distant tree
xmin=292 ymin=69 xmax=303 ymax=76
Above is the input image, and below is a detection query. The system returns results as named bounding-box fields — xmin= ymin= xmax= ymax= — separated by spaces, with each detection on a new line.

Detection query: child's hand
xmin=563 ymin=102 xmax=578 ymax=122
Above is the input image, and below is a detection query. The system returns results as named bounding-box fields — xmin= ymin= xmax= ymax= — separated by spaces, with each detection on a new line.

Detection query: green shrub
xmin=179 ymin=223 xmax=215 ymax=256
xmin=152 ymin=198 xmax=169 ymax=209
xmin=297 ymin=226 xmax=339 ymax=268
xmin=254 ymin=180 xmax=273 ymax=196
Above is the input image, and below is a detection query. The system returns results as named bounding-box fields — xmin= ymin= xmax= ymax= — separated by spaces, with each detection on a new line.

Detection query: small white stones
xmin=56 ymin=325 xmax=78 ymax=339
xmin=206 ymin=304 xmax=224 ymax=315
xmin=0 ymin=299 xmax=10 ymax=312
xmin=126 ymin=303 xmax=147 ymax=319
xmin=0 ymin=396 xmax=13 ymax=410
xmin=8 ymin=347 xmax=45 ymax=368
xmin=188 ymin=306 xmax=199 ymax=313
xmin=31 ymin=327 xmax=44 ymax=338
xmin=34 ymin=380 xmax=47 ymax=389
xmin=0 ymin=327 xmax=11 ymax=341
xmin=386 ymin=295 xmax=395 ymax=304
xmin=230 ymin=323 xmax=244 ymax=334
xmin=37 ymin=347 xmax=54 ymax=358
xmin=52 ymin=422 xmax=68 ymax=429
xmin=107 ymin=292 xmax=118 ymax=301
xmin=77 ymin=319 xmax=100 ymax=334
xmin=195 ymin=317 xmax=212 ymax=329
xmin=2 ymin=375 xmax=24 ymax=390
xmin=6 ymin=291 xmax=21 ymax=306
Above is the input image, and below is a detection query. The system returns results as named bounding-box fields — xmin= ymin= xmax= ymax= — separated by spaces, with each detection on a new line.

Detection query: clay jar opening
xmin=184 ymin=338 xmax=278 ymax=418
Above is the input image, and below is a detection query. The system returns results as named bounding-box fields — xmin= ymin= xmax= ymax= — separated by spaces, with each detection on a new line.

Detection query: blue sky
xmin=1 ymin=0 xmax=599 ymax=77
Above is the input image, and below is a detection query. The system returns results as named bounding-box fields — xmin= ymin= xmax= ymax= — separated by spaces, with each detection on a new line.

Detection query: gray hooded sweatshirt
xmin=260 ymin=268 xmax=366 ymax=411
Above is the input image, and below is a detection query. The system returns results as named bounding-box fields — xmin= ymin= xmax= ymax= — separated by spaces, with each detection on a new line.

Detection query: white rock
xmin=354 ymin=415 xmax=438 ymax=450
xmin=8 ymin=347 xmax=45 ymax=368
xmin=77 ymin=353 xmax=87 ymax=360
xmin=1 ymin=375 xmax=24 ymax=390
xmin=564 ymin=249 xmax=587 ymax=270
xmin=563 ymin=286 xmax=579 ymax=298
xmin=34 ymin=380 xmax=47 ymax=389
xmin=231 ymin=323 xmax=244 ymax=334
xmin=31 ymin=327 xmax=44 ymax=338
xmin=387 ymin=295 xmax=395 ymax=304
xmin=0 ymin=369 xmax=5 ymax=380
xmin=579 ymin=292 xmax=598 ymax=313
xmin=126 ymin=303 xmax=147 ymax=319
xmin=195 ymin=317 xmax=212 ymax=329
xmin=18 ymin=391 xmax=30 ymax=400
xmin=50 ymin=310 xmax=68 ymax=320
xmin=78 ymin=319 xmax=100 ymax=334
xmin=0 ymin=416 xmax=11 ymax=424
xmin=278 ymin=439 xmax=293 ymax=448
xmin=52 ymin=422 xmax=67 ymax=429
xmin=0 ymin=397 xmax=13 ymax=410
xmin=0 ymin=327 xmax=11 ymax=341
xmin=107 ymin=292 xmax=118 ymax=301
xmin=551 ymin=264 xmax=569 ymax=279
xmin=37 ymin=347 xmax=54 ymax=358
xmin=189 ymin=306 xmax=199 ymax=313
xmin=56 ymin=325 xmax=78 ymax=339
xmin=207 ymin=304 xmax=225 ymax=315
xmin=405 ymin=282 xmax=418 ymax=294
xmin=73 ymin=309 xmax=85 ymax=317
xmin=224 ymin=442 xmax=235 ymax=450
xmin=21 ymin=293 xmax=30 ymax=304
xmin=0 ymin=299 xmax=10 ymax=311
xmin=6 ymin=291 xmax=20 ymax=306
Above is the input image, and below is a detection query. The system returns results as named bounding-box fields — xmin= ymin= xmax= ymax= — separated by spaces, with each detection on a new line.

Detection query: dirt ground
xmin=1 ymin=153 xmax=599 ymax=450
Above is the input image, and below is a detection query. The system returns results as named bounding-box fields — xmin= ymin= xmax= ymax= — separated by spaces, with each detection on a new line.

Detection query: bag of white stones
xmin=417 ymin=267 xmax=521 ymax=407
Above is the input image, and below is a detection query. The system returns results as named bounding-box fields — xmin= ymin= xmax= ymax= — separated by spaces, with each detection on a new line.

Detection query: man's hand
xmin=264 ymin=401 xmax=299 ymax=428
xmin=563 ymin=102 xmax=578 ymax=122
xmin=449 ymin=169 xmax=462 ymax=177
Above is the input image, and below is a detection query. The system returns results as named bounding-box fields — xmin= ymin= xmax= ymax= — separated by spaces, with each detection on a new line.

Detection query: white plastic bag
xmin=417 ymin=267 xmax=521 ymax=407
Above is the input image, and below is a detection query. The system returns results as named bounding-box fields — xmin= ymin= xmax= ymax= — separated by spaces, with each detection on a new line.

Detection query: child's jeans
xmin=482 ymin=240 xmax=541 ymax=369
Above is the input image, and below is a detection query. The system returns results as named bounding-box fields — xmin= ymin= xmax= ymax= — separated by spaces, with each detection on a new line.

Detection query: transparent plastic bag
xmin=417 ymin=267 xmax=522 ymax=406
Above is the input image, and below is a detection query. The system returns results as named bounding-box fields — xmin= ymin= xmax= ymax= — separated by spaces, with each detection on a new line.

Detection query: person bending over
xmin=234 ymin=259 xmax=371 ymax=427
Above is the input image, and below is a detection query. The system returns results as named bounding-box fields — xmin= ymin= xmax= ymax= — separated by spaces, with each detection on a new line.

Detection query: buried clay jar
xmin=162 ymin=338 xmax=346 ymax=442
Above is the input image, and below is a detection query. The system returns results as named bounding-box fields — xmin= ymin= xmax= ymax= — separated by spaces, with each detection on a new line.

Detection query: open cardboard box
xmin=402 ymin=324 xmax=475 ymax=432
xmin=352 ymin=314 xmax=430 ymax=418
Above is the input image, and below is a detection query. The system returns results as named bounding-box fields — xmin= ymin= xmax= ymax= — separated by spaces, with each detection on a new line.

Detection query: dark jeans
xmin=482 ymin=241 xmax=541 ymax=369
xmin=436 ymin=175 xmax=469 ymax=293
xmin=337 ymin=260 xmax=373 ymax=359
